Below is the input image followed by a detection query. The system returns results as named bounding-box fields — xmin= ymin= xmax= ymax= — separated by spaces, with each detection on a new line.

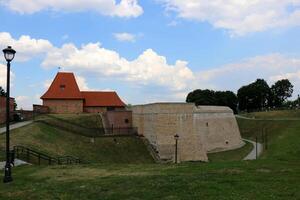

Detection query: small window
xmin=206 ymin=122 xmax=209 ymax=127
xmin=60 ymin=85 xmax=66 ymax=91
xmin=125 ymin=119 xmax=129 ymax=124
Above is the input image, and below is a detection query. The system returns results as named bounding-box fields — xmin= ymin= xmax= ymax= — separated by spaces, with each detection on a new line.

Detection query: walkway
xmin=0 ymin=121 xmax=33 ymax=135
xmin=0 ymin=159 xmax=29 ymax=169
xmin=243 ymin=139 xmax=263 ymax=160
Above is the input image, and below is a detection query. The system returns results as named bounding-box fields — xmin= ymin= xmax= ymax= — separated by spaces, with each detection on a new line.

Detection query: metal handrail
xmin=13 ymin=145 xmax=81 ymax=165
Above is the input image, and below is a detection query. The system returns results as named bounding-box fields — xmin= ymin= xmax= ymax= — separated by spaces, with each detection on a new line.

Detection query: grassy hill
xmin=241 ymin=109 xmax=300 ymax=119
xmin=237 ymin=110 xmax=300 ymax=161
xmin=0 ymin=120 xmax=153 ymax=164
xmin=0 ymin=111 xmax=300 ymax=199
xmin=1 ymin=160 xmax=299 ymax=199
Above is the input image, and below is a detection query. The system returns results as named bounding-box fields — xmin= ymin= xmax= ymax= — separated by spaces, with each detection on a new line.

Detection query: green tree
xmin=186 ymin=89 xmax=216 ymax=105
xmin=237 ymin=79 xmax=271 ymax=112
xmin=186 ymin=89 xmax=238 ymax=113
xmin=271 ymin=79 xmax=293 ymax=107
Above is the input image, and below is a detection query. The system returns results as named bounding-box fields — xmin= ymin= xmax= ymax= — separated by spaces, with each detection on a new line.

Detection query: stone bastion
xmin=132 ymin=103 xmax=244 ymax=162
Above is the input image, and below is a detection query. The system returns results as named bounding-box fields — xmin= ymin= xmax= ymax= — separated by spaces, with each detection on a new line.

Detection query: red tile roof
xmin=41 ymin=72 xmax=126 ymax=107
xmin=81 ymin=91 xmax=125 ymax=107
xmin=41 ymin=72 xmax=83 ymax=99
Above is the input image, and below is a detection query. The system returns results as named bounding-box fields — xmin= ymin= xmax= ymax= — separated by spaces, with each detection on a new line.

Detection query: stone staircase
xmin=140 ymin=137 xmax=172 ymax=164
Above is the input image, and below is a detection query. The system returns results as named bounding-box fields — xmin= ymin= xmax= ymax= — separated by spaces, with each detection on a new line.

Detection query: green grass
xmin=0 ymin=149 xmax=4 ymax=161
xmin=0 ymin=122 xmax=153 ymax=164
xmin=0 ymin=160 xmax=299 ymax=200
xmin=241 ymin=109 xmax=300 ymax=119
xmin=208 ymin=141 xmax=253 ymax=162
xmin=237 ymin=118 xmax=300 ymax=161
xmin=0 ymin=111 xmax=300 ymax=199
xmin=37 ymin=114 xmax=103 ymax=129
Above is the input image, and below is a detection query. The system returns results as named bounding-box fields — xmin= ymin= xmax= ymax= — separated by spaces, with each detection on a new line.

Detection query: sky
xmin=0 ymin=0 xmax=300 ymax=110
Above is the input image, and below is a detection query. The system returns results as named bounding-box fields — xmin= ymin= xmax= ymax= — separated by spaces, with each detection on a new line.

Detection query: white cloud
xmin=15 ymin=94 xmax=41 ymax=110
xmin=0 ymin=32 xmax=53 ymax=62
xmin=160 ymin=0 xmax=300 ymax=36
xmin=0 ymin=63 xmax=15 ymax=89
xmin=75 ymin=75 xmax=90 ymax=91
xmin=42 ymin=42 xmax=195 ymax=92
xmin=113 ymin=32 xmax=136 ymax=42
xmin=195 ymin=54 xmax=300 ymax=98
xmin=2 ymin=0 xmax=143 ymax=18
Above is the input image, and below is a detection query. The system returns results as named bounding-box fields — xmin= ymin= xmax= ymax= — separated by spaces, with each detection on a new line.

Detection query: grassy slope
xmin=38 ymin=114 xmax=103 ymax=128
xmin=0 ymin=160 xmax=299 ymax=200
xmin=0 ymin=122 xmax=153 ymax=164
xmin=237 ymin=110 xmax=300 ymax=161
xmin=242 ymin=109 xmax=300 ymax=119
xmin=208 ymin=141 xmax=253 ymax=162
xmin=1 ymin=111 xmax=300 ymax=199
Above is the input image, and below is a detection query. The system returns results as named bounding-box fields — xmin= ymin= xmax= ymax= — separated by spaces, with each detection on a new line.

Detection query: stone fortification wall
xmin=132 ymin=103 xmax=244 ymax=163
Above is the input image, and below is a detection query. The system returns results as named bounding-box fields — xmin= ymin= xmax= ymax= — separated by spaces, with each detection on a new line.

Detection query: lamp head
xmin=3 ymin=46 xmax=16 ymax=62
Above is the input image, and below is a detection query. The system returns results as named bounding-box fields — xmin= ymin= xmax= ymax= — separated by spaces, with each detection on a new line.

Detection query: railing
xmin=13 ymin=145 xmax=81 ymax=165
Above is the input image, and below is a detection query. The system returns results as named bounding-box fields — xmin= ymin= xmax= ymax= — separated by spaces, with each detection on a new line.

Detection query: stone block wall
xmin=33 ymin=104 xmax=50 ymax=114
xmin=43 ymin=99 xmax=83 ymax=114
xmin=106 ymin=110 xmax=132 ymax=128
xmin=132 ymin=103 xmax=244 ymax=163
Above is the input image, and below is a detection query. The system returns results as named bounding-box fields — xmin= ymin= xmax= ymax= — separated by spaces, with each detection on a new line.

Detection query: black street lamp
xmin=174 ymin=134 xmax=179 ymax=164
xmin=3 ymin=46 xmax=16 ymax=183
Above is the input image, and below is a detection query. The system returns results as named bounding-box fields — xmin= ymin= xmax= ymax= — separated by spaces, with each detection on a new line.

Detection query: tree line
xmin=186 ymin=79 xmax=295 ymax=113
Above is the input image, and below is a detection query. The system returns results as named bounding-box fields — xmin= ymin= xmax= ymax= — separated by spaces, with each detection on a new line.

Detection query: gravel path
xmin=0 ymin=121 xmax=33 ymax=135
xmin=243 ymin=139 xmax=263 ymax=160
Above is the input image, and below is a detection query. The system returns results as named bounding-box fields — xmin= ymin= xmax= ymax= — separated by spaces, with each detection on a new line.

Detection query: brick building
xmin=0 ymin=96 xmax=15 ymax=124
xmin=41 ymin=72 xmax=126 ymax=114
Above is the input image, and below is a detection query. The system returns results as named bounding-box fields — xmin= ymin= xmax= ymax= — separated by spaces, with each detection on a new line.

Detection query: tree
xmin=237 ymin=79 xmax=271 ymax=112
xmin=271 ymin=79 xmax=293 ymax=107
xmin=186 ymin=89 xmax=238 ymax=113
xmin=0 ymin=86 xmax=5 ymax=96
xmin=186 ymin=89 xmax=216 ymax=106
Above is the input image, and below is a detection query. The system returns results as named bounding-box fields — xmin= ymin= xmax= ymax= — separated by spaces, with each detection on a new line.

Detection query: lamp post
xmin=174 ymin=134 xmax=179 ymax=164
xmin=3 ymin=46 xmax=16 ymax=183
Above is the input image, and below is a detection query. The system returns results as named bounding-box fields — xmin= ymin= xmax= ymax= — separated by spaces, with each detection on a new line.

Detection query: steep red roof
xmin=41 ymin=72 xmax=83 ymax=99
xmin=81 ymin=91 xmax=126 ymax=107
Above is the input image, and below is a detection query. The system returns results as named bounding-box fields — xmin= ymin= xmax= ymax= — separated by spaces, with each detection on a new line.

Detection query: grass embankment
xmin=208 ymin=141 xmax=253 ymax=162
xmin=0 ymin=122 xmax=153 ymax=164
xmin=1 ymin=160 xmax=299 ymax=199
xmin=0 ymin=111 xmax=300 ymax=199
xmin=238 ymin=110 xmax=300 ymax=161
xmin=241 ymin=109 xmax=300 ymax=119
xmin=47 ymin=114 xmax=103 ymax=128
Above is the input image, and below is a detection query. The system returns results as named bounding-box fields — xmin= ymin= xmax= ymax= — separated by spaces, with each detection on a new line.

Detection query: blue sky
xmin=0 ymin=0 xmax=300 ymax=109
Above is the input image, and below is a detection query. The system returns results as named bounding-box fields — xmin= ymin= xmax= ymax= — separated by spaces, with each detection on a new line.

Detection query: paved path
xmin=0 ymin=121 xmax=33 ymax=134
xmin=0 ymin=159 xmax=29 ymax=169
xmin=243 ymin=139 xmax=263 ymax=160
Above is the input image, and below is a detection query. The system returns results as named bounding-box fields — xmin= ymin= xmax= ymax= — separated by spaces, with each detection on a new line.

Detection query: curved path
xmin=243 ymin=139 xmax=263 ymax=160
xmin=0 ymin=121 xmax=33 ymax=135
